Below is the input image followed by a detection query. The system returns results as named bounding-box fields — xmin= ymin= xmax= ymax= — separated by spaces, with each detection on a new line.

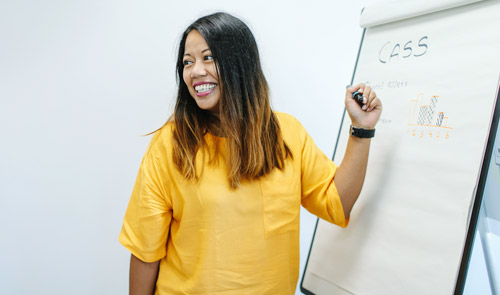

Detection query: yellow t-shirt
xmin=119 ymin=112 xmax=347 ymax=294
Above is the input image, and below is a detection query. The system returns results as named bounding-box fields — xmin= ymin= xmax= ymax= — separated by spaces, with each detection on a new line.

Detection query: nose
xmin=191 ymin=61 xmax=207 ymax=78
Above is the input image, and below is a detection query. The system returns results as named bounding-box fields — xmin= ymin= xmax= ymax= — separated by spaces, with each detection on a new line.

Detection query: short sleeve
xmin=119 ymin=131 xmax=173 ymax=262
xmin=295 ymin=119 xmax=349 ymax=228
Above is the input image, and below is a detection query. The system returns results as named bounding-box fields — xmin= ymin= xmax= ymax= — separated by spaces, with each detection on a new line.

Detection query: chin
xmin=192 ymin=95 xmax=220 ymax=112
xmin=197 ymin=103 xmax=219 ymax=112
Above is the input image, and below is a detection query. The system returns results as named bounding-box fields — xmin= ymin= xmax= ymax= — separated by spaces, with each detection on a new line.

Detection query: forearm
xmin=130 ymin=254 xmax=160 ymax=295
xmin=334 ymin=135 xmax=371 ymax=219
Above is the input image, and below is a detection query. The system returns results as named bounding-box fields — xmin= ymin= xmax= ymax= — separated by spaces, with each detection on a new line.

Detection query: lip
xmin=193 ymin=82 xmax=217 ymax=97
xmin=196 ymin=87 xmax=216 ymax=97
xmin=193 ymin=81 xmax=216 ymax=87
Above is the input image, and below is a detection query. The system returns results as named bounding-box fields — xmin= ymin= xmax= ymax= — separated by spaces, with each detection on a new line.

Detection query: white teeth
xmin=194 ymin=83 xmax=216 ymax=93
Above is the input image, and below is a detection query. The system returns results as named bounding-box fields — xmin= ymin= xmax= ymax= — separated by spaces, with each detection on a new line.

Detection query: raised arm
xmin=334 ymin=83 xmax=382 ymax=219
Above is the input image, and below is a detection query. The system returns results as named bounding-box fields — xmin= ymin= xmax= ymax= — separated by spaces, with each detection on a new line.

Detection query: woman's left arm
xmin=334 ymin=83 xmax=382 ymax=219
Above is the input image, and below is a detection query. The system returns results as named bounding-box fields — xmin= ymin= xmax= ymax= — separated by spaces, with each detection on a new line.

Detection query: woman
xmin=119 ymin=12 xmax=381 ymax=295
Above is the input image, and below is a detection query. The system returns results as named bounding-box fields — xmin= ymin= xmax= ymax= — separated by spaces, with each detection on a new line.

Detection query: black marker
xmin=352 ymin=91 xmax=364 ymax=106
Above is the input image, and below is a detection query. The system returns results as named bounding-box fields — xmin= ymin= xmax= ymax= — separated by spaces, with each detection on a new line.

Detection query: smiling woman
xmin=171 ymin=12 xmax=291 ymax=189
xmin=182 ymin=30 xmax=220 ymax=112
xmin=119 ymin=11 xmax=382 ymax=295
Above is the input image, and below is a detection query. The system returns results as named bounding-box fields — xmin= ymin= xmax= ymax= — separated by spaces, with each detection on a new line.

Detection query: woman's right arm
xmin=129 ymin=254 xmax=160 ymax=295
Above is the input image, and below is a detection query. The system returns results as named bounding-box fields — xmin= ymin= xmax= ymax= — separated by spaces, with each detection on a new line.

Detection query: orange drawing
xmin=408 ymin=94 xmax=453 ymax=129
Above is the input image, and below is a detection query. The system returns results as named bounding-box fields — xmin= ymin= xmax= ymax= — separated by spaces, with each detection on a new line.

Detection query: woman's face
xmin=182 ymin=30 xmax=220 ymax=113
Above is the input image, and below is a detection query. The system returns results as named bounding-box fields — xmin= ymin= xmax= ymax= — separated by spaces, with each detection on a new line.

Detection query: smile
xmin=194 ymin=83 xmax=216 ymax=95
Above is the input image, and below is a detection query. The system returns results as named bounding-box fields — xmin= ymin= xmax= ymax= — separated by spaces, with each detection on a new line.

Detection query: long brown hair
xmin=171 ymin=12 xmax=291 ymax=189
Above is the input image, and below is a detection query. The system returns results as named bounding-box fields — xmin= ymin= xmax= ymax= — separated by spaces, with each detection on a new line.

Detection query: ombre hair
xmin=171 ymin=12 xmax=291 ymax=188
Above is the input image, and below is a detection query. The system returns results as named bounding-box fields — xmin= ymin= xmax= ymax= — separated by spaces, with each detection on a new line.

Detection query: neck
xmin=205 ymin=113 xmax=225 ymax=137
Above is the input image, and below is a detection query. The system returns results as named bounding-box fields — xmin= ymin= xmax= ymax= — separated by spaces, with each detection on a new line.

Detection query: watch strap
xmin=349 ymin=125 xmax=375 ymax=138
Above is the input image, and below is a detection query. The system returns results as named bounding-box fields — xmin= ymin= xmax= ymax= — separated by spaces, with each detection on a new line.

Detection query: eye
xmin=204 ymin=55 xmax=214 ymax=61
xmin=183 ymin=59 xmax=193 ymax=66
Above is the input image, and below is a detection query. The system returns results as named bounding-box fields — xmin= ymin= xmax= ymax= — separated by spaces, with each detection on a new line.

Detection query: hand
xmin=345 ymin=83 xmax=382 ymax=129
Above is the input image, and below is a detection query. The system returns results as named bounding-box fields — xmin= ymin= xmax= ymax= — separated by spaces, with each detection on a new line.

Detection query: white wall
xmin=0 ymin=1 xmax=372 ymax=294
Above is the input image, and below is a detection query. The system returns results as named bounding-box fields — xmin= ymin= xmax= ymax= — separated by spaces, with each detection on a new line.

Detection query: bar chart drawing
xmin=408 ymin=94 xmax=453 ymax=139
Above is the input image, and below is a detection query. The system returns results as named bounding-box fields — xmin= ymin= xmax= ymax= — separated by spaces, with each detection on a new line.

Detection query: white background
xmin=0 ymin=1 xmax=380 ymax=294
xmin=1 ymin=0 xmax=497 ymax=294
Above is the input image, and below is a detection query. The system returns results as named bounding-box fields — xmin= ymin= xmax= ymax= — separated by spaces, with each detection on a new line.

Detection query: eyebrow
xmin=183 ymin=48 xmax=211 ymax=57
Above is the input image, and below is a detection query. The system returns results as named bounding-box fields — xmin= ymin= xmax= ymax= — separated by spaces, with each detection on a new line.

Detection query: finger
xmin=361 ymin=85 xmax=372 ymax=108
xmin=345 ymin=84 xmax=356 ymax=92
xmin=354 ymin=83 xmax=365 ymax=93
xmin=363 ymin=85 xmax=372 ymax=98
xmin=367 ymin=96 xmax=382 ymax=112
xmin=347 ymin=83 xmax=364 ymax=93
xmin=366 ymin=90 xmax=377 ymax=108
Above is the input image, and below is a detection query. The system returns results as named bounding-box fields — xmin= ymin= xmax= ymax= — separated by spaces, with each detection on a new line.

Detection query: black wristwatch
xmin=349 ymin=125 xmax=375 ymax=138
